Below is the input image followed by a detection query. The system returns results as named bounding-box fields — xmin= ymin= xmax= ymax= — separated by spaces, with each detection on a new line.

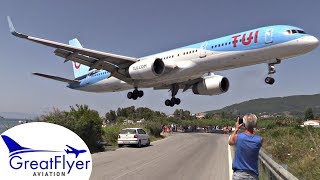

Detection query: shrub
xmin=144 ymin=122 xmax=162 ymax=137
xmin=103 ymin=124 xmax=127 ymax=145
xmin=41 ymin=105 xmax=104 ymax=153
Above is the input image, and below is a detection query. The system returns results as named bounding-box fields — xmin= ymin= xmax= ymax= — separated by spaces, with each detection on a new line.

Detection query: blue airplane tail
xmin=69 ymin=38 xmax=91 ymax=79
xmin=1 ymin=135 xmax=29 ymax=153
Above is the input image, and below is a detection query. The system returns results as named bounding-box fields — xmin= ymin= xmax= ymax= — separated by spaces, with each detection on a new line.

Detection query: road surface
xmin=91 ymin=133 xmax=230 ymax=180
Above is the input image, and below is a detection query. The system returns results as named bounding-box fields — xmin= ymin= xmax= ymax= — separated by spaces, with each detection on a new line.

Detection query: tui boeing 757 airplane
xmin=7 ymin=17 xmax=318 ymax=107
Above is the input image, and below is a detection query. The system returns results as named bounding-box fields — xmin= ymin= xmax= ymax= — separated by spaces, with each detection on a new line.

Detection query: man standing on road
xmin=229 ymin=113 xmax=263 ymax=180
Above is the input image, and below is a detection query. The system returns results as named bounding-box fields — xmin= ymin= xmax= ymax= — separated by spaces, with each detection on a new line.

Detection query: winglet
xmin=7 ymin=16 xmax=28 ymax=38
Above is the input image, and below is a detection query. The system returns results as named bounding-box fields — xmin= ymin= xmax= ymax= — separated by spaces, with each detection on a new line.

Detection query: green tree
xmin=173 ymin=109 xmax=192 ymax=120
xmin=105 ymin=110 xmax=117 ymax=124
xmin=305 ymin=108 xmax=314 ymax=120
xmin=42 ymin=104 xmax=104 ymax=152
xmin=116 ymin=117 xmax=126 ymax=124
xmin=221 ymin=111 xmax=226 ymax=119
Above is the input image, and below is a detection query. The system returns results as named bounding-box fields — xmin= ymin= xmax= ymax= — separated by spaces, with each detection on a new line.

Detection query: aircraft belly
xmin=76 ymin=77 xmax=132 ymax=92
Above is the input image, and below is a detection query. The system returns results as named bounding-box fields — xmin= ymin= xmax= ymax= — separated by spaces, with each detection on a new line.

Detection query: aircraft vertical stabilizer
xmin=69 ymin=38 xmax=91 ymax=78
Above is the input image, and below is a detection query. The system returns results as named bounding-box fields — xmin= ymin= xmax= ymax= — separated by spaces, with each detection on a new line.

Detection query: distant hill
xmin=206 ymin=94 xmax=320 ymax=118
xmin=0 ymin=112 xmax=39 ymax=119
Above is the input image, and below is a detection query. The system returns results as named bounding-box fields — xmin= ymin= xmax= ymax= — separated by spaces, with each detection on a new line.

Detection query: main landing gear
xmin=265 ymin=59 xmax=281 ymax=85
xmin=165 ymin=84 xmax=181 ymax=107
xmin=127 ymin=88 xmax=144 ymax=100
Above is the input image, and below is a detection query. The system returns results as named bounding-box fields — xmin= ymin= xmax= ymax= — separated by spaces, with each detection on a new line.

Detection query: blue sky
xmin=0 ymin=0 xmax=319 ymax=116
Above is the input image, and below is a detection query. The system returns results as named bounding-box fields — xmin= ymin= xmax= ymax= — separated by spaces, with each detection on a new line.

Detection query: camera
xmin=238 ymin=117 xmax=243 ymax=124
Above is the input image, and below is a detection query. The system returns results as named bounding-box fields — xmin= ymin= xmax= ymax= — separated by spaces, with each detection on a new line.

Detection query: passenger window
xmin=218 ymin=44 xmax=220 ymax=47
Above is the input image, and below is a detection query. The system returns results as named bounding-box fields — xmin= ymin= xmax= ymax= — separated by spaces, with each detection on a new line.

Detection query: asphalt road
xmin=91 ymin=133 xmax=230 ymax=180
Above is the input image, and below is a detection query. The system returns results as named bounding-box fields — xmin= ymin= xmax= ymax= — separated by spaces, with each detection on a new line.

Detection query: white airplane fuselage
xmin=71 ymin=25 xmax=318 ymax=93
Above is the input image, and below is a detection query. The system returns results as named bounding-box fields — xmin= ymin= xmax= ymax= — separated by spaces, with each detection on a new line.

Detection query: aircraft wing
xmin=153 ymin=78 xmax=203 ymax=92
xmin=33 ymin=73 xmax=80 ymax=84
xmin=7 ymin=16 xmax=135 ymax=83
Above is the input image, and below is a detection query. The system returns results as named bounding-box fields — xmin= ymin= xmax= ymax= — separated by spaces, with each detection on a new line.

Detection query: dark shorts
xmin=232 ymin=171 xmax=258 ymax=180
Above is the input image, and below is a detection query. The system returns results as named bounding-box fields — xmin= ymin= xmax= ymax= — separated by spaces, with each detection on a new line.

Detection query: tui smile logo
xmin=0 ymin=122 xmax=92 ymax=180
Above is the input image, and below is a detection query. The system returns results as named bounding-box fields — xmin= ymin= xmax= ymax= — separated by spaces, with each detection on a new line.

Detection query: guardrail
xmin=259 ymin=149 xmax=298 ymax=180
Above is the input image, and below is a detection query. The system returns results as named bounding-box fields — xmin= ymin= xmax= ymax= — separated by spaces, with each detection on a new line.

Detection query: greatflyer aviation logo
xmin=0 ymin=122 xmax=92 ymax=180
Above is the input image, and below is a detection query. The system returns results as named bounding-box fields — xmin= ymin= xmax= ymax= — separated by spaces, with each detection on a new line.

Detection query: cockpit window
xmin=297 ymin=30 xmax=306 ymax=34
xmin=286 ymin=29 xmax=306 ymax=35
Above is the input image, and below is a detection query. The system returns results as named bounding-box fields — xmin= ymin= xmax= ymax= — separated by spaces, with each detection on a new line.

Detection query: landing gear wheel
xmin=265 ymin=77 xmax=275 ymax=85
xmin=169 ymin=102 xmax=174 ymax=107
xmin=165 ymin=99 xmax=171 ymax=106
xmin=132 ymin=94 xmax=138 ymax=100
xmin=175 ymin=98 xmax=181 ymax=105
xmin=138 ymin=90 xmax=144 ymax=98
xmin=128 ymin=88 xmax=144 ymax=100
xmin=127 ymin=92 xmax=133 ymax=99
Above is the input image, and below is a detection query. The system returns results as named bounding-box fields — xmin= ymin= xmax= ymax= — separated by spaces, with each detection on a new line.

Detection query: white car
xmin=117 ymin=128 xmax=150 ymax=148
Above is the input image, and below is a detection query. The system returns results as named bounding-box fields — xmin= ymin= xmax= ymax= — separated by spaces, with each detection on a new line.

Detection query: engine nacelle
xmin=128 ymin=58 xmax=165 ymax=79
xmin=192 ymin=75 xmax=229 ymax=95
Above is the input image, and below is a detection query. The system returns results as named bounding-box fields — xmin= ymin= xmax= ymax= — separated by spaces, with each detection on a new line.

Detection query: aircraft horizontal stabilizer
xmin=33 ymin=73 xmax=79 ymax=84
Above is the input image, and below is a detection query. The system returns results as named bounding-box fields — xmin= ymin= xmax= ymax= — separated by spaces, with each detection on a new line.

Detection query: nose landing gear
xmin=265 ymin=59 xmax=280 ymax=85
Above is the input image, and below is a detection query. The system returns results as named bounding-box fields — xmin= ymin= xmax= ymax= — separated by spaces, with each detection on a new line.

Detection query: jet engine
xmin=192 ymin=75 xmax=229 ymax=95
xmin=128 ymin=58 xmax=175 ymax=79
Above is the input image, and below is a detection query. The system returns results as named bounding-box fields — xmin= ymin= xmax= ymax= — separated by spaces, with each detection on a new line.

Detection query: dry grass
xmin=258 ymin=126 xmax=320 ymax=179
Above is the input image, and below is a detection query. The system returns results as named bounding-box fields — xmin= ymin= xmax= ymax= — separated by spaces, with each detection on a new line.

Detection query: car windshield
xmin=120 ymin=129 xmax=136 ymax=134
